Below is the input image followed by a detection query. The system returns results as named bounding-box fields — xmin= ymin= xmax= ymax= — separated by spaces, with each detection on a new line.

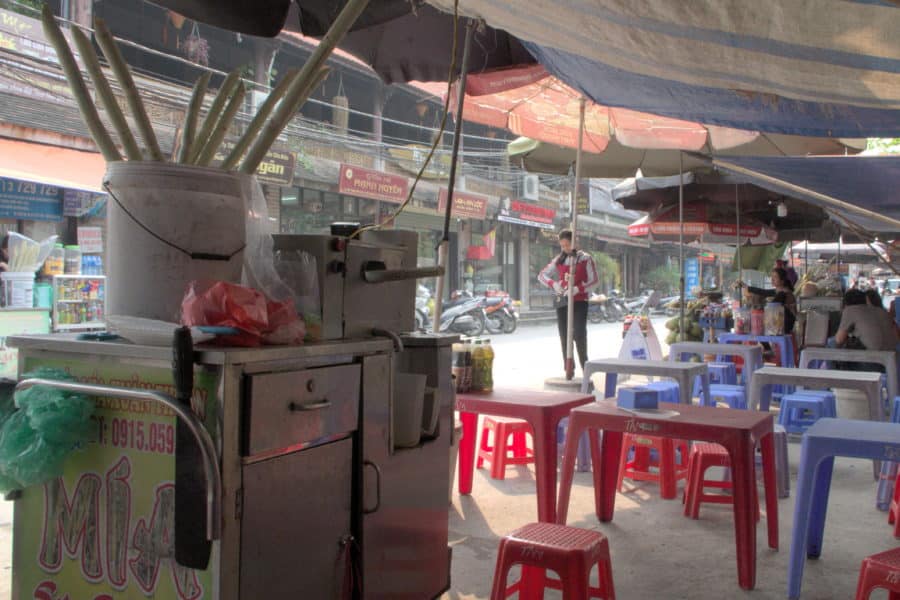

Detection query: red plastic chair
xmin=854 ymin=546 xmax=900 ymax=599
xmin=490 ymin=522 xmax=615 ymax=600
xmin=888 ymin=469 xmax=900 ymax=538
xmin=477 ymin=416 xmax=534 ymax=480
xmin=683 ymin=443 xmax=759 ymax=521
xmin=617 ymin=433 xmax=689 ymax=499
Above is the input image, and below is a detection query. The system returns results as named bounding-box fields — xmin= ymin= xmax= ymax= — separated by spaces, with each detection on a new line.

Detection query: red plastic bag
xmin=181 ymin=281 xmax=305 ymax=346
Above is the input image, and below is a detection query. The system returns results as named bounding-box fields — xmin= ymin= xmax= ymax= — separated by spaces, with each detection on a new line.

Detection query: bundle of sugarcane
xmin=41 ymin=0 xmax=370 ymax=172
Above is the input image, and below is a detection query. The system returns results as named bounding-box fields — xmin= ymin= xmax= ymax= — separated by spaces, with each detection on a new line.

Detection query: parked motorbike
xmin=588 ymin=293 xmax=618 ymax=323
xmin=414 ymin=284 xmax=431 ymax=331
xmin=439 ymin=290 xmax=486 ymax=336
xmin=482 ymin=290 xmax=519 ymax=334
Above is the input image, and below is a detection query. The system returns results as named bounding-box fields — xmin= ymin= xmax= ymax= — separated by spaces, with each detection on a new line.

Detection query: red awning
xmin=0 ymin=139 xmax=106 ymax=192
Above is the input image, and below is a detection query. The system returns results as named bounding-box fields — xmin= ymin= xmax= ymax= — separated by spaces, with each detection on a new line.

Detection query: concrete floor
xmin=442 ymin=420 xmax=899 ymax=600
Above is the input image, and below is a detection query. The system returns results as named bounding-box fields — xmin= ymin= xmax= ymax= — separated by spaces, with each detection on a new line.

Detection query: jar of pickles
xmin=764 ymin=301 xmax=784 ymax=336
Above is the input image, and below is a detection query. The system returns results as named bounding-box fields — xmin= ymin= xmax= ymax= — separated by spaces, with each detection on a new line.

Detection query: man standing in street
xmin=538 ymin=229 xmax=599 ymax=374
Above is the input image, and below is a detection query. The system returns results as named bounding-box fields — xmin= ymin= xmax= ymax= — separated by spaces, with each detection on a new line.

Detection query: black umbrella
xmin=147 ymin=1 xmax=534 ymax=82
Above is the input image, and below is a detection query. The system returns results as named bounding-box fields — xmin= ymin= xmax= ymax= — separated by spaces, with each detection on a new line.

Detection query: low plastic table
xmin=580 ymin=358 xmax=710 ymax=406
xmin=669 ymin=342 xmax=764 ymax=386
xmin=718 ymin=333 xmax=796 ymax=368
xmin=557 ymin=400 xmax=778 ymax=590
xmin=787 ymin=418 xmax=900 ymax=599
xmin=799 ymin=347 xmax=897 ymax=401
xmin=456 ymin=389 xmax=595 ymax=523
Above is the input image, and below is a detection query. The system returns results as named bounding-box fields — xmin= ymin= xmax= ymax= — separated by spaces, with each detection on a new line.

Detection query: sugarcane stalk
xmin=221 ymin=68 xmax=299 ymax=170
xmin=41 ymin=6 xmax=121 ymax=162
xmin=189 ymin=69 xmax=240 ymax=164
xmin=94 ymin=18 xmax=164 ymax=161
xmin=177 ymin=72 xmax=212 ymax=164
xmin=239 ymin=66 xmax=329 ymax=174
xmin=239 ymin=0 xmax=369 ymax=172
xmin=70 ymin=25 xmax=141 ymax=160
xmin=195 ymin=81 xmax=245 ymax=167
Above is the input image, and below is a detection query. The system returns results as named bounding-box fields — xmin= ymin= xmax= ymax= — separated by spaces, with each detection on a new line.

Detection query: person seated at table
xmin=740 ymin=267 xmax=797 ymax=334
xmin=834 ymin=289 xmax=898 ymax=371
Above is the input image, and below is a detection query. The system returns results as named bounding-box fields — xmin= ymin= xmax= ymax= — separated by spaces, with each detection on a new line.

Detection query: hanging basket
xmin=332 ymin=76 xmax=349 ymax=133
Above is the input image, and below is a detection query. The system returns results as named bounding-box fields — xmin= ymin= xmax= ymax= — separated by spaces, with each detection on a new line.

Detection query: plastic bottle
xmin=462 ymin=338 xmax=474 ymax=392
xmin=482 ymin=338 xmax=494 ymax=392
xmin=452 ymin=343 xmax=466 ymax=392
xmin=64 ymin=245 xmax=82 ymax=275
xmin=471 ymin=340 xmax=485 ymax=392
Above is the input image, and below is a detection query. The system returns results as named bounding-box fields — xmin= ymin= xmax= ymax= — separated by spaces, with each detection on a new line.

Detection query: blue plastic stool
xmin=789 ymin=389 xmax=837 ymax=409
xmin=778 ymin=393 xmax=837 ymax=434
xmin=642 ymin=381 xmax=680 ymax=405
xmin=875 ymin=396 xmax=900 ymax=510
xmin=698 ymin=383 xmax=747 ymax=409
xmin=557 ymin=417 xmax=592 ymax=472
xmin=691 ymin=362 xmax=737 ymax=397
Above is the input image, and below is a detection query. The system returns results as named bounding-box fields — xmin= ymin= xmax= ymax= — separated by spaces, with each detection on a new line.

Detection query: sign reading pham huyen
xmin=339 ymin=163 xmax=408 ymax=204
xmin=498 ymin=199 xmax=556 ymax=230
xmin=437 ymin=189 xmax=488 ymax=220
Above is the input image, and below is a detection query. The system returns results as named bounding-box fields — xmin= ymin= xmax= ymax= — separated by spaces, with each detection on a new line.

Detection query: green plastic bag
xmin=0 ymin=368 xmax=95 ymax=494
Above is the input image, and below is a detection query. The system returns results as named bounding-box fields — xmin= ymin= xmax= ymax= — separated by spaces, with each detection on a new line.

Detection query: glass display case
xmin=51 ymin=274 xmax=105 ymax=331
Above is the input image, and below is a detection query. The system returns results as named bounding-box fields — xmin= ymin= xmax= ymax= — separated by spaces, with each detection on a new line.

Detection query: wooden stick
xmin=239 ymin=66 xmax=329 ymax=174
xmin=94 ymin=18 xmax=163 ymax=161
xmin=195 ymin=81 xmax=245 ymax=167
xmin=70 ymin=25 xmax=141 ymax=160
xmin=189 ymin=69 xmax=240 ymax=164
xmin=177 ymin=72 xmax=212 ymax=164
xmin=221 ymin=68 xmax=298 ymax=171
xmin=41 ymin=6 xmax=121 ymax=162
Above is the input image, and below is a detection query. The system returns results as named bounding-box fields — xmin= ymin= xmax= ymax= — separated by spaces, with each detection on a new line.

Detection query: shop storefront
xmin=497 ymin=199 xmax=558 ymax=309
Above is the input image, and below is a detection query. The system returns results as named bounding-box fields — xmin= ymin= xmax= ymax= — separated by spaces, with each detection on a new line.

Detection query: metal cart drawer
xmin=243 ymin=364 xmax=361 ymax=456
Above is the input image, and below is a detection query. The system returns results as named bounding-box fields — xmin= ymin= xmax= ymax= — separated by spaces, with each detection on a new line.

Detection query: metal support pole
xmin=678 ymin=152 xmax=686 ymax=336
xmin=736 ymin=184 xmax=742 ymax=307
xmin=433 ymin=19 xmax=475 ymax=333
xmin=564 ymin=96 xmax=586 ymax=379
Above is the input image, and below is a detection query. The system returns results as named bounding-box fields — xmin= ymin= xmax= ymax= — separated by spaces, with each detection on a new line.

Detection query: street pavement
xmin=490 ymin=316 xmax=670 ymax=391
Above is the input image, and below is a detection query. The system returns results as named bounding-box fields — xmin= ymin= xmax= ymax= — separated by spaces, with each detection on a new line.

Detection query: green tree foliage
xmin=866 ymin=138 xmax=900 ymax=154
xmin=643 ymin=265 xmax=679 ymax=295
xmin=589 ymin=251 xmax=620 ymax=292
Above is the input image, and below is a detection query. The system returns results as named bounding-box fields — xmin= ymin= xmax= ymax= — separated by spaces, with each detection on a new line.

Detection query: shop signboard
xmin=77 ymin=226 xmax=103 ymax=253
xmin=12 ymin=356 xmax=219 ymax=600
xmin=685 ymin=257 xmax=700 ymax=298
xmin=498 ymin=199 xmax=556 ymax=230
xmin=0 ymin=9 xmax=62 ymax=65
xmin=0 ymin=176 xmax=62 ymax=221
xmin=388 ymin=144 xmax=451 ymax=179
xmin=213 ymin=142 xmax=295 ymax=186
xmin=338 ymin=163 xmax=408 ymax=205
xmin=437 ymin=189 xmax=488 ymax=220
xmin=63 ymin=189 xmax=106 ymax=218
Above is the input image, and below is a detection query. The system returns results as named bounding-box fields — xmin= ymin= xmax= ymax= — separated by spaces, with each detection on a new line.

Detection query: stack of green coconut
xmin=664 ymin=299 xmax=706 ymax=344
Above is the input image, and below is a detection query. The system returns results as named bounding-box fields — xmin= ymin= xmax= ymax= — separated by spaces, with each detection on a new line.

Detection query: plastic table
xmin=717 ymin=333 xmax=796 ymax=368
xmin=455 ymin=389 xmax=595 ymax=523
xmin=798 ymin=347 xmax=897 ymax=402
xmin=787 ymin=418 xmax=900 ymax=599
xmin=557 ymin=400 xmax=778 ymax=591
xmin=669 ymin=342 xmax=765 ymax=385
xmin=580 ymin=358 xmax=710 ymax=406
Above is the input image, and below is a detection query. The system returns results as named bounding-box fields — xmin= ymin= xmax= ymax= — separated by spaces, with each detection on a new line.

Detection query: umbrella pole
xmin=565 ymin=96 xmax=586 ymax=380
xmin=679 ymin=152 xmax=685 ymax=339
xmin=736 ymin=185 xmax=741 ymax=308
xmin=432 ymin=19 xmax=475 ymax=334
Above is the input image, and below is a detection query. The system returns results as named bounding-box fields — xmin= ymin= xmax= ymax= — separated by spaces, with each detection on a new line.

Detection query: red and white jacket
xmin=538 ymin=250 xmax=599 ymax=302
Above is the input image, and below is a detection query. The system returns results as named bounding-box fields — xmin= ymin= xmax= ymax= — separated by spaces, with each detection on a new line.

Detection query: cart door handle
xmin=363 ymin=460 xmax=382 ymax=514
xmin=289 ymin=399 xmax=331 ymax=411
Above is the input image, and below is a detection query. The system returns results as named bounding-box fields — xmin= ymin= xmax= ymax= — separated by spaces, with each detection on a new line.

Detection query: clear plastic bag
xmin=274 ymin=249 xmax=322 ymax=341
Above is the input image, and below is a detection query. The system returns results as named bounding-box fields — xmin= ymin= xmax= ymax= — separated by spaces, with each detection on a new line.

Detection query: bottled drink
xmin=462 ymin=338 xmax=474 ymax=393
xmin=471 ymin=340 xmax=486 ymax=392
xmin=452 ymin=343 xmax=466 ymax=393
xmin=482 ymin=338 xmax=494 ymax=393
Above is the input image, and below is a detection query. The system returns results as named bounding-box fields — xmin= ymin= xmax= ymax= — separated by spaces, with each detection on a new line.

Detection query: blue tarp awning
xmin=708 ymin=156 xmax=900 ymax=237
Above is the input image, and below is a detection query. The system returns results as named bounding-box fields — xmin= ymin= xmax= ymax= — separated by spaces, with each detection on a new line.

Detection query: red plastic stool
xmin=617 ymin=433 xmax=689 ymax=499
xmin=477 ymin=416 xmax=534 ymax=480
xmin=490 ymin=522 xmax=616 ymax=600
xmin=683 ymin=443 xmax=759 ymax=521
xmin=854 ymin=546 xmax=900 ymax=599
xmin=888 ymin=469 xmax=900 ymax=538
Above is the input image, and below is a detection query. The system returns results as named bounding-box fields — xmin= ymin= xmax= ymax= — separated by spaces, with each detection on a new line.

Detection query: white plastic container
xmin=2 ymin=271 xmax=35 ymax=308
xmin=103 ymin=162 xmax=248 ymax=322
xmin=392 ymin=372 xmax=427 ymax=448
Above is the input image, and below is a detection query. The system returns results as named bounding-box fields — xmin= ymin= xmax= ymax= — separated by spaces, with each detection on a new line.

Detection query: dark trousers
xmin=556 ymin=301 xmax=588 ymax=369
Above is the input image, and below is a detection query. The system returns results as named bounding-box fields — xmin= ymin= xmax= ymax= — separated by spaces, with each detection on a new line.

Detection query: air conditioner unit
xmin=521 ymin=174 xmax=540 ymax=200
